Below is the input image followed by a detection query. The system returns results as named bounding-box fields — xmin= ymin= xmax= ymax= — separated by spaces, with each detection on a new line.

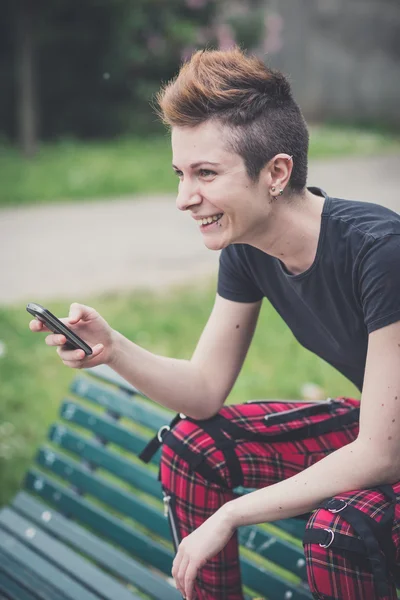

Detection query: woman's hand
xmin=29 ymin=302 xmax=115 ymax=368
xmin=172 ymin=504 xmax=236 ymax=600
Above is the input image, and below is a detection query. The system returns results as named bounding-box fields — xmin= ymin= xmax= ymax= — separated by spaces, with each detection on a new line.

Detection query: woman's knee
xmin=159 ymin=415 xmax=239 ymax=491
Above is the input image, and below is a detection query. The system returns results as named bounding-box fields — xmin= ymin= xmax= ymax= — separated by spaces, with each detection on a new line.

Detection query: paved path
xmin=1 ymin=154 xmax=399 ymax=306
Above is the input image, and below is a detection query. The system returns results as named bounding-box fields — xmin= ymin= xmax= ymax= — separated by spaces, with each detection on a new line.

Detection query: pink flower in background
xmin=185 ymin=0 xmax=209 ymax=8
xmin=263 ymin=13 xmax=284 ymax=54
xmin=216 ymin=23 xmax=236 ymax=51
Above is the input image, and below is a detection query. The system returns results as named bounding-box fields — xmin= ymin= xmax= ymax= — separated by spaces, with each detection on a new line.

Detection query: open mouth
xmin=198 ymin=213 xmax=223 ymax=228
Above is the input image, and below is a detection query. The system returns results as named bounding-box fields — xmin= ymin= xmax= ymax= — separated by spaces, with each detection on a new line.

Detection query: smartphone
xmin=26 ymin=302 xmax=93 ymax=355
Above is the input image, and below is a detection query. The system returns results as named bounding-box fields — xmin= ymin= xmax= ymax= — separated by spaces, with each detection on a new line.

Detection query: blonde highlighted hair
xmin=156 ymin=47 xmax=309 ymax=191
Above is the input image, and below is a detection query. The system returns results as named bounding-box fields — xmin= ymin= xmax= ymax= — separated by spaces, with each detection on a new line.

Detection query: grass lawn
xmin=0 ymin=281 xmax=359 ymax=507
xmin=1 ymin=124 xmax=399 ymax=207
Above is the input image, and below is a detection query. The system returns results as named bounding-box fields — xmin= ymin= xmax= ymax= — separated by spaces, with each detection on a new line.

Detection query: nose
xmin=176 ymin=179 xmax=202 ymax=212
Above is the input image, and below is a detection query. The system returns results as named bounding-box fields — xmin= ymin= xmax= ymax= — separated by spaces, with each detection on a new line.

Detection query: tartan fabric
xmin=304 ymin=484 xmax=400 ymax=600
xmin=160 ymin=398 xmax=366 ymax=599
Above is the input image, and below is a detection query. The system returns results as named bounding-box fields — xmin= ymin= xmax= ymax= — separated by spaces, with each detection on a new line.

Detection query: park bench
xmin=0 ymin=364 xmax=313 ymax=600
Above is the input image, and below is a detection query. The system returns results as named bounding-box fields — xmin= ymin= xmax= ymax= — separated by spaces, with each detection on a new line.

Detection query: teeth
xmin=198 ymin=214 xmax=223 ymax=227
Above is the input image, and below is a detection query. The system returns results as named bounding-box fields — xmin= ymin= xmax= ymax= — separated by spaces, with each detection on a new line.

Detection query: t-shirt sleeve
xmin=217 ymin=245 xmax=264 ymax=303
xmin=359 ymin=234 xmax=400 ymax=333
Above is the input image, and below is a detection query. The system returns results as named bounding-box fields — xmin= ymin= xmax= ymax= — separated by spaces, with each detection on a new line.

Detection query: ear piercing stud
xmin=271 ymin=187 xmax=284 ymax=196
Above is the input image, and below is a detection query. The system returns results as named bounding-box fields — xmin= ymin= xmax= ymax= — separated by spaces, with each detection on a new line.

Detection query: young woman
xmin=30 ymin=48 xmax=400 ymax=600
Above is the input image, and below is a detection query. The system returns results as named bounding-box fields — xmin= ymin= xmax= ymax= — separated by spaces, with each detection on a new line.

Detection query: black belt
xmin=304 ymin=485 xmax=398 ymax=598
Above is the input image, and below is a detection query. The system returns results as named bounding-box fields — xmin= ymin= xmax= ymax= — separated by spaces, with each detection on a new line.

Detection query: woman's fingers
xmin=57 ymin=343 xmax=104 ymax=363
xmin=29 ymin=319 xmax=50 ymax=332
xmin=45 ymin=334 xmax=66 ymax=346
xmin=184 ymin=563 xmax=198 ymax=600
xmin=173 ymin=554 xmax=189 ymax=599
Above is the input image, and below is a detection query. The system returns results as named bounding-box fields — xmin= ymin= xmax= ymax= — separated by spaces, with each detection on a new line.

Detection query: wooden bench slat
xmin=0 ymin=547 xmax=69 ymax=600
xmin=86 ymin=365 xmax=139 ymax=395
xmin=35 ymin=448 xmax=170 ymax=539
xmin=241 ymin=560 xmax=312 ymax=600
xmin=238 ymin=525 xmax=307 ymax=580
xmin=24 ymin=470 xmax=174 ymax=576
xmin=49 ymin=426 xmax=161 ymax=498
xmin=58 ymin=402 xmax=161 ymax=465
xmin=71 ymin=377 xmax=171 ymax=430
xmin=0 ymin=508 xmax=142 ymax=600
xmin=0 ymin=554 xmax=49 ymax=600
xmin=271 ymin=518 xmax=307 ymax=539
xmin=12 ymin=492 xmax=181 ymax=600
xmin=0 ymin=527 xmax=100 ymax=600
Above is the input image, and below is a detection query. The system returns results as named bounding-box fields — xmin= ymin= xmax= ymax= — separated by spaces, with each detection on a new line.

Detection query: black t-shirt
xmin=218 ymin=188 xmax=400 ymax=391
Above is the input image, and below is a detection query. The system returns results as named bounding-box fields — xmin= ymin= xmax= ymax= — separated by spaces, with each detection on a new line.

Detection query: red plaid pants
xmin=159 ymin=398 xmax=400 ymax=600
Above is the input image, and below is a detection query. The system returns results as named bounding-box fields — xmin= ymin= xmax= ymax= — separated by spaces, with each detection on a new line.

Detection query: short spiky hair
xmin=156 ymin=47 xmax=309 ymax=192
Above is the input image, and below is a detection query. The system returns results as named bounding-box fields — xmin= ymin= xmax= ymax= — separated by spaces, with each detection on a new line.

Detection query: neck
xmin=250 ymin=189 xmax=325 ymax=275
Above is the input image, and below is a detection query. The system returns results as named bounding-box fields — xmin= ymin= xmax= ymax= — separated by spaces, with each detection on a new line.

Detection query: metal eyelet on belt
xmin=157 ymin=425 xmax=171 ymax=443
xmin=319 ymin=528 xmax=335 ymax=548
xmin=327 ymin=499 xmax=348 ymax=513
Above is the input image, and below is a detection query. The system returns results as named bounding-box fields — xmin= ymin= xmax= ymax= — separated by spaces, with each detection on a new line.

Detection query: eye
xmin=174 ymin=169 xmax=183 ymax=179
xmin=198 ymin=169 xmax=216 ymax=178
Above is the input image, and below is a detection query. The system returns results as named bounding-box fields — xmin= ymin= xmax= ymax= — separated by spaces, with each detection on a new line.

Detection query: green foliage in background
xmin=1 ymin=124 xmax=399 ymax=207
xmin=1 ymin=0 xmax=265 ymax=144
xmin=0 ymin=282 xmax=359 ymax=507
xmin=1 ymin=0 xmax=217 ymax=141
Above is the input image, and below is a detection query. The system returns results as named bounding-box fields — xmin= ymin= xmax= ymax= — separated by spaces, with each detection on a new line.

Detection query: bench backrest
xmin=19 ymin=366 xmax=312 ymax=600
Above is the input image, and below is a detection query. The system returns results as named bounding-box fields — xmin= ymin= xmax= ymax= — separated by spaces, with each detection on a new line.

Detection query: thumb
xmin=68 ymin=302 xmax=84 ymax=324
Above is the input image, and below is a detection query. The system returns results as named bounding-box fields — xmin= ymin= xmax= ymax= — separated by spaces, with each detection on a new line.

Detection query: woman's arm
xmin=172 ymin=320 xmax=400 ymax=599
xmin=109 ymin=294 xmax=261 ymax=419
xmin=228 ymin=319 xmax=400 ymax=524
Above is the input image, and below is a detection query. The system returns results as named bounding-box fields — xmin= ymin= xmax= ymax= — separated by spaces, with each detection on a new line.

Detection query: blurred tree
xmin=0 ymin=0 xmax=265 ymax=148
xmin=15 ymin=0 xmax=38 ymax=156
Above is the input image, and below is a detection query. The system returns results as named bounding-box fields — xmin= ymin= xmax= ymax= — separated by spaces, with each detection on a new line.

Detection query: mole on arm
xmin=236 ymin=324 xmax=240 ymax=329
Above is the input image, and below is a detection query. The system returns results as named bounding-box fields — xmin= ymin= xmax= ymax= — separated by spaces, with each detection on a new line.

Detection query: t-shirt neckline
xmin=276 ymin=187 xmax=331 ymax=280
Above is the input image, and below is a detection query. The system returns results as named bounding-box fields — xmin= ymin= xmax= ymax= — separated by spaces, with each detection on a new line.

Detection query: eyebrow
xmin=172 ymin=161 xmax=221 ymax=170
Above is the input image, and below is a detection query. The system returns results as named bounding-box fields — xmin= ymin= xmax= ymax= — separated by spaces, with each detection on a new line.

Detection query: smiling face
xmin=171 ymin=120 xmax=273 ymax=251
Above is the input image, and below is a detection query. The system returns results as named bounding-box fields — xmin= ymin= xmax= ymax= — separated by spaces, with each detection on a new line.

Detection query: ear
xmin=263 ymin=154 xmax=293 ymax=195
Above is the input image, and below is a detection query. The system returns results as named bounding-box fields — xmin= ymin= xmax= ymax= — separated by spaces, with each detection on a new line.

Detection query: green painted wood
xmin=35 ymin=448 xmax=169 ymax=539
xmin=23 ymin=470 xmax=174 ymax=576
xmin=57 ymin=402 xmax=161 ymax=465
xmin=238 ymin=525 xmax=307 ymax=580
xmin=0 ymin=547 xmax=68 ymax=600
xmin=48 ymin=428 xmax=161 ymax=498
xmin=71 ymin=377 xmax=171 ymax=431
xmin=0 ymin=508 xmax=141 ymax=600
xmin=272 ymin=518 xmax=307 ymax=539
xmin=0 ymin=559 xmax=44 ymax=600
xmin=0 ymin=528 xmax=99 ymax=600
xmin=12 ymin=492 xmax=181 ymax=600
xmin=86 ymin=366 xmax=139 ymax=395
xmin=241 ymin=560 xmax=312 ymax=600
